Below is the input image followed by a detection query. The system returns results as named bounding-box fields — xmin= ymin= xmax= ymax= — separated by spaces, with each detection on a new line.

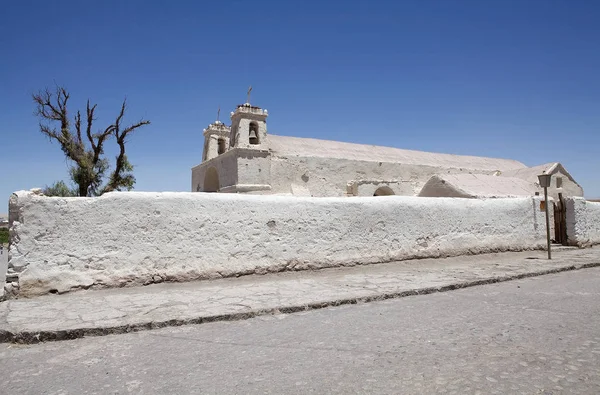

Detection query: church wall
xmin=236 ymin=151 xmax=271 ymax=187
xmin=267 ymin=155 xmax=498 ymax=197
xmin=566 ymin=198 xmax=600 ymax=247
xmin=191 ymin=151 xmax=238 ymax=192
xmin=353 ymin=181 xmax=416 ymax=197
xmin=5 ymin=190 xmax=548 ymax=298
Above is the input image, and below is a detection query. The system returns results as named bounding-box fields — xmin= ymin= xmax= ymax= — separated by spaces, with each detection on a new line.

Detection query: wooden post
xmin=544 ymin=186 xmax=551 ymax=259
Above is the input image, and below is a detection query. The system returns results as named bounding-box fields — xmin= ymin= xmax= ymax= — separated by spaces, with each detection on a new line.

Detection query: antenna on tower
xmin=216 ymin=106 xmax=220 ymax=122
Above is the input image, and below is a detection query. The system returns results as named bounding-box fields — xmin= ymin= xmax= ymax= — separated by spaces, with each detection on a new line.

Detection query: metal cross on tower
xmin=247 ymin=85 xmax=252 ymax=104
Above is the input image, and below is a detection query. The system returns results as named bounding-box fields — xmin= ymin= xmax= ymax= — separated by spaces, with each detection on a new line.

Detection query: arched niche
xmin=373 ymin=186 xmax=395 ymax=196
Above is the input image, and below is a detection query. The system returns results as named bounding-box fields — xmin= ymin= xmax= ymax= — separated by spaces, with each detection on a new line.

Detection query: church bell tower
xmin=202 ymin=120 xmax=230 ymax=161
xmin=229 ymin=87 xmax=268 ymax=149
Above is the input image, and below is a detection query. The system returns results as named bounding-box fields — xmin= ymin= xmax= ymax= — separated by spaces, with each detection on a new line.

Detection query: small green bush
xmin=0 ymin=228 xmax=8 ymax=245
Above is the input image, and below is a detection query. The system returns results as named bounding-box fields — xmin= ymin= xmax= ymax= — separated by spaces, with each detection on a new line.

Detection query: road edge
xmin=1 ymin=261 xmax=599 ymax=344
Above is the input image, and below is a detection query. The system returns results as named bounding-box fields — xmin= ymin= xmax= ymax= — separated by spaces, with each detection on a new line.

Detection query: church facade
xmin=192 ymin=102 xmax=583 ymax=200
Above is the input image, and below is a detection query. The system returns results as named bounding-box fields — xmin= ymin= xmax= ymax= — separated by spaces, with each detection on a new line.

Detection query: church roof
xmin=267 ymin=135 xmax=526 ymax=171
xmin=419 ymin=173 xmax=536 ymax=198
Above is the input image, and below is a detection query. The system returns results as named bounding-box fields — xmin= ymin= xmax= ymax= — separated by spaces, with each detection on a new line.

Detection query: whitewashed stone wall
xmin=566 ymin=198 xmax=600 ymax=247
xmin=0 ymin=245 xmax=7 ymax=292
xmin=191 ymin=150 xmax=240 ymax=192
xmin=5 ymin=191 xmax=549 ymax=298
xmin=267 ymin=156 xmax=490 ymax=197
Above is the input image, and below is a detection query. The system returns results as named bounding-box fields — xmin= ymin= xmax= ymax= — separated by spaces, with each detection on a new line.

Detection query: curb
xmin=2 ymin=261 xmax=599 ymax=344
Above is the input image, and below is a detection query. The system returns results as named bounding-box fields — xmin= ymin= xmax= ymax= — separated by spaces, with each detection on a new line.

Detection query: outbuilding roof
xmin=418 ymin=173 xmax=536 ymax=198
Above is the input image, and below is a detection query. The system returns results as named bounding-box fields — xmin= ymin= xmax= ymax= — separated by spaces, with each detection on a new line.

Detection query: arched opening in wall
xmin=249 ymin=122 xmax=259 ymax=145
xmin=217 ymin=138 xmax=226 ymax=155
xmin=373 ymin=186 xmax=395 ymax=196
xmin=203 ymin=167 xmax=220 ymax=192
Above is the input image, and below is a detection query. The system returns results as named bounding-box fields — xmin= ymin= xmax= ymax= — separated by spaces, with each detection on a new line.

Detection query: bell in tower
xmin=249 ymin=122 xmax=259 ymax=145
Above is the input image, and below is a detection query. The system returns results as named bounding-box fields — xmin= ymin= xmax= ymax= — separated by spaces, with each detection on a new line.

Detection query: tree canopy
xmin=0 ymin=228 xmax=8 ymax=245
xmin=33 ymin=86 xmax=150 ymax=197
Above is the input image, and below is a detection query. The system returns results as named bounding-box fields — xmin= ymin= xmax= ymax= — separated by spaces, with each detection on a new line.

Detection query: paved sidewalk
xmin=1 ymin=246 xmax=599 ymax=343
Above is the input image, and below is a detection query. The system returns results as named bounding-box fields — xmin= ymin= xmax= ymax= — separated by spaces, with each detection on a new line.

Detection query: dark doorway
xmin=553 ymin=193 xmax=568 ymax=245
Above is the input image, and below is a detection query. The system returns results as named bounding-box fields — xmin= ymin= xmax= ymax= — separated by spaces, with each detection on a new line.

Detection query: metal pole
xmin=544 ymin=186 xmax=551 ymax=259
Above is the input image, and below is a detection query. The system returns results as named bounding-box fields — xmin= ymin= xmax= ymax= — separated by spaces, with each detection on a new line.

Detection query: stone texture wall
xmin=191 ymin=150 xmax=238 ymax=192
xmin=547 ymin=168 xmax=583 ymax=201
xmin=566 ymin=198 xmax=600 ymax=247
xmin=0 ymin=245 xmax=7 ymax=292
xmin=5 ymin=191 xmax=549 ymax=298
xmin=267 ymin=156 xmax=497 ymax=197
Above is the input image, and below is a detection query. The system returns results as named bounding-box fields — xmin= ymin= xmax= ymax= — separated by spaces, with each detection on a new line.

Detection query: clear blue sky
xmin=2 ymin=0 xmax=599 ymax=208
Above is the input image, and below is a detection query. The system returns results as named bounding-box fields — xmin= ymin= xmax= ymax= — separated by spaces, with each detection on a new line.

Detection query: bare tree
xmin=33 ymin=86 xmax=150 ymax=196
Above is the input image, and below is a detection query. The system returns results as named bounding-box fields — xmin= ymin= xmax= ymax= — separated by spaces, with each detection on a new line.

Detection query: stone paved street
xmin=2 ymin=267 xmax=600 ymax=394
xmin=1 ymin=247 xmax=600 ymax=342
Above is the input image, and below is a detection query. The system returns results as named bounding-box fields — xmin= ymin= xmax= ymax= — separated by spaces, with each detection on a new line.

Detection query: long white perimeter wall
xmin=6 ymin=191 xmax=548 ymax=298
xmin=566 ymin=197 xmax=600 ymax=247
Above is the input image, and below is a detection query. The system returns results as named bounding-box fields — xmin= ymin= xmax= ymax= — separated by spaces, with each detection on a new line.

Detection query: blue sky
xmin=1 ymin=0 xmax=599 ymax=208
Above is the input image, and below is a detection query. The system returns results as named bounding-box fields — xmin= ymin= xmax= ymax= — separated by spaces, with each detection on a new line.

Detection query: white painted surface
xmin=500 ymin=162 xmax=584 ymax=200
xmin=419 ymin=174 xmax=537 ymax=198
xmin=191 ymin=150 xmax=239 ymax=192
xmin=202 ymin=121 xmax=230 ymax=162
xmin=262 ymin=134 xmax=529 ymax=196
xmin=566 ymin=198 xmax=600 ymax=247
xmin=0 ymin=246 xmax=7 ymax=293
xmin=192 ymin=103 xmax=583 ymax=200
xmin=7 ymin=191 xmax=548 ymax=297
xmin=229 ymin=104 xmax=268 ymax=150
xmin=268 ymin=135 xmax=526 ymax=171
xmin=267 ymin=156 xmax=503 ymax=197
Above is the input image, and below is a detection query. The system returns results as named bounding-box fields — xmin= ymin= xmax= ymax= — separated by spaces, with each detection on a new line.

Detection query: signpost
xmin=538 ymin=173 xmax=552 ymax=260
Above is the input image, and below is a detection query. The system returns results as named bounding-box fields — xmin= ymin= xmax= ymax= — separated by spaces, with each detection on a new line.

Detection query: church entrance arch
xmin=204 ymin=167 xmax=220 ymax=192
xmin=373 ymin=186 xmax=395 ymax=196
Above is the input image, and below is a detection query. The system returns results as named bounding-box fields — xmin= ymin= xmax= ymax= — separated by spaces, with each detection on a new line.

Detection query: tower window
xmin=218 ymin=138 xmax=226 ymax=154
xmin=556 ymin=177 xmax=563 ymax=188
xmin=249 ymin=122 xmax=259 ymax=145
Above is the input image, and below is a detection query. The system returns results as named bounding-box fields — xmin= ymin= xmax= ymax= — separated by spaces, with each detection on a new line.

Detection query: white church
xmin=192 ymin=101 xmax=583 ymax=200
